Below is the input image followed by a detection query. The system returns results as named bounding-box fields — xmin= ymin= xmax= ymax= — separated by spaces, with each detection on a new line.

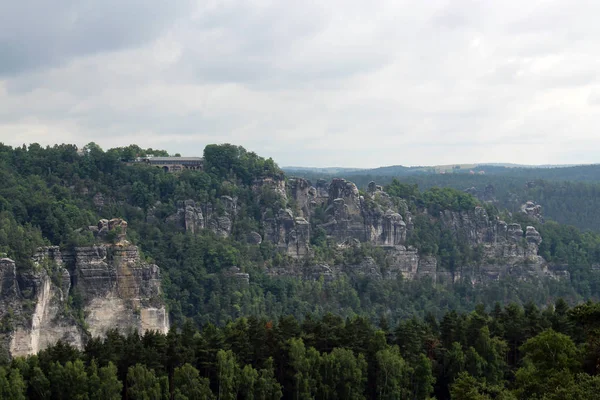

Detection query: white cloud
xmin=1 ymin=0 xmax=599 ymax=167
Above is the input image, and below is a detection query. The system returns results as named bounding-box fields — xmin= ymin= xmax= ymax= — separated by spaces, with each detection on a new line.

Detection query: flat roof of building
xmin=145 ymin=157 xmax=203 ymax=162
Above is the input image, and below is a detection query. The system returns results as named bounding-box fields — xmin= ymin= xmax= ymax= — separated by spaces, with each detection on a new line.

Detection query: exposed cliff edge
xmin=262 ymin=177 xmax=570 ymax=284
xmin=0 ymin=219 xmax=168 ymax=358
xmin=160 ymin=176 xmax=566 ymax=285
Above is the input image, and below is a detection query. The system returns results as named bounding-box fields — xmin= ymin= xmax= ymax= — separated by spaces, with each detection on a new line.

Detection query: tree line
xmin=3 ymin=300 xmax=600 ymax=399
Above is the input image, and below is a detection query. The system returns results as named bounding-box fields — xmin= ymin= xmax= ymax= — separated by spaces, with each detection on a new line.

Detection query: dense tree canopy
xmin=1 ymin=142 xmax=600 ymax=330
xmin=1 ymin=301 xmax=599 ymax=399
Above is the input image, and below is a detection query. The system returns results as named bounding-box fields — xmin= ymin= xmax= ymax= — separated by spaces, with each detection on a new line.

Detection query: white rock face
xmin=10 ymin=274 xmax=82 ymax=357
xmin=140 ymin=307 xmax=169 ymax=334
xmin=85 ymin=298 xmax=169 ymax=338
xmin=2 ymin=239 xmax=169 ymax=358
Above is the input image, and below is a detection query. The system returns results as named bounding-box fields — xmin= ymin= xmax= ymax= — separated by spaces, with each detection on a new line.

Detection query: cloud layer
xmin=1 ymin=0 xmax=599 ymax=167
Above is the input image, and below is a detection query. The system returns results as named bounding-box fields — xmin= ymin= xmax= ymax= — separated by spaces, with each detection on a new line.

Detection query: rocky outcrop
xmin=247 ymin=232 xmax=263 ymax=245
xmin=521 ymin=201 xmax=544 ymax=222
xmin=255 ymin=177 xmax=545 ymax=283
xmin=437 ymin=206 xmax=552 ymax=281
xmin=262 ymin=173 xmax=559 ymax=285
xmin=318 ymin=179 xmax=408 ymax=247
xmin=248 ymin=175 xmax=568 ymax=286
xmin=464 ymin=185 xmax=496 ymax=202
xmin=0 ymin=258 xmax=18 ymax=301
xmin=166 ymin=200 xmax=205 ymax=233
xmin=267 ymin=263 xmax=334 ymax=281
xmin=2 ymin=249 xmax=82 ymax=358
xmin=88 ymin=218 xmax=128 ymax=241
xmin=165 ymin=197 xmax=237 ymax=237
xmin=288 ymin=177 xmax=315 ymax=218
xmin=384 ymin=246 xmax=420 ymax=279
xmin=263 ymin=209 xmax=311 ymax=258
xmin=1 ymin=220 xmax=168 ymax=358
xmin=253 ymin=177 xmax=287 ymax=201
xmin=314 ymin=179 xmax=330 ymax=205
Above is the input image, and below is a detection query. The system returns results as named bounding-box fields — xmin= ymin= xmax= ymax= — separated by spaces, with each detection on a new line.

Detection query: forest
xmin=3 ymin=143 xmax=600 ymax=398
xmin=2 ymin=143 xmax=600 ymax=328
xmin=287 ymin=165 xmax=600 ymax=233
xmin=2 ymin=300 xmax=600 ymax=399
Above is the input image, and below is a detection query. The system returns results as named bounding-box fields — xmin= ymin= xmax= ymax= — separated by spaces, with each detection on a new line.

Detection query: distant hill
xmin=285 ymin=162 xmax=600 ymax=234
xmin=285 ymin=162 xmax=598 ymax=179
xmin=284 ymin=162 xmax=590 ymax=177
xmin=479 ymin=163 xmax=582 ymax=168
xmin=282 ymin=166 xmax=365 ymax=174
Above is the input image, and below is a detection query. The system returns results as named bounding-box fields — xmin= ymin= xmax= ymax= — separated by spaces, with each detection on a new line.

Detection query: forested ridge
xmin=3 ymin=143 xmax=600 ymax=398
xmin=2 ymin=300 xmax=600 ymax=399
xmin=288 ymin=166 xmax=600 ymax=233
xmin=3 ymin=143 xmax=600 ymax=329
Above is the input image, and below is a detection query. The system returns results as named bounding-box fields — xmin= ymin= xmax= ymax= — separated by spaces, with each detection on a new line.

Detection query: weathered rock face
xmin=1 ymin=249 xmax=82 ymax=358
xmin=521 ymin=201 xmax=544 ymax=222
xmin=378 ymin=210 xmax=407 ymax=246
xmin=90 ymin=218 xmax=128 ymax=241
xmin=314 ymin=179 xmax=330 ymax=205
xmin=166 ymin=200 xmax=205 ymax=233
xmin=384 ymin=246 xmax=420 ymax=280
xmin=437 ymin=207 xmax=555 ymax=282
xmin=264 ymin=175 xmax=560 ymax=285
xmin=288 ymin=177 xmax=314 ymax=218
xmin=263 ymin=209 xmax=311 ymax=258
xmin=317 ymin=179 xmax=408 ymax=247
xmin=166 ymin=197 xmax=237 ymax=237
xmin=247 ymin=232 xmax=263 ymax=245
xmin=0 ymin=221 xmax=168 ymax=358
xmin=253 ymin=177 xmax=287 ymax=201
xmin=1 ymin=258 xmax=18 ymax=301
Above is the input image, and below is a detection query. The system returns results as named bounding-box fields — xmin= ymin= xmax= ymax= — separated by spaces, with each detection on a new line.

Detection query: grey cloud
xmin=0 ymin=0 xmax=193 ymax=76
xmin=2 ymin=0 xmax=600 ymax=167
xmin=431 ymin=0 xmax=482 ymax=30
xmin=173 ymin=1 xmax=398 ymax=87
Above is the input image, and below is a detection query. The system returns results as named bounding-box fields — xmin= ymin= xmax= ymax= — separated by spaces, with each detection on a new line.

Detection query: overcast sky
xmin=1 ymin=0 xmax=599 ymax=167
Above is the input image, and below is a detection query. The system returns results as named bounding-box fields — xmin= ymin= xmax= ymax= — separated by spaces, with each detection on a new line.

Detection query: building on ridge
xmin=133 ymin=156 xmax=204 ymax=172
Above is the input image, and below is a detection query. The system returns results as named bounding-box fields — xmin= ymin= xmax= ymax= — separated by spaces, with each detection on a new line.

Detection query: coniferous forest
xmin=3 ymin=300 xmax=600 ymax=399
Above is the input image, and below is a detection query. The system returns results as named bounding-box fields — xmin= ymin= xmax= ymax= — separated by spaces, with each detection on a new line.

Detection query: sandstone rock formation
xmin=165 ymin=197 xmax=237 ymax=237
xmin=288 ymin=177 xmax=315 ymax=218
xmin=247 ymin=232 xmax=263 ymax=245
xmin=0 ymin=220 xmax=168 ymax=358
xmin=252 ymin=177 xmax=287 ymax=201
xmin=260 ymin=174 xmax=563 ymax=285
xmin=317 ymin=179 xmax=408 ymax=246
xmin=263 ymin=209 xmax=311 ymax=258
xmin=521 ymin=201 xmax=544 ymax=222
xmin=464 ymin=185 xmax=496 ymax=202
xmin=166 ymin=200 xmax=205 ymax=233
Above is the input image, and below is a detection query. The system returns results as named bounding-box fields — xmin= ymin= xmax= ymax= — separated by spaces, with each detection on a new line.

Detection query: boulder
xmin=247 ymin=232 xmax=263 ymax=245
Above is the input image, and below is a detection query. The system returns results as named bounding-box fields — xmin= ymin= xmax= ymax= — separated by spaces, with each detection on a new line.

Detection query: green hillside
xmin=2 ymin=142 xmax=600 ymax=399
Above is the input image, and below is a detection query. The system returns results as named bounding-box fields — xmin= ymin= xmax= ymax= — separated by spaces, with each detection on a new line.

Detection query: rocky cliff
xmin=261 ymin=177 xmax=564 ymax=284
xmin=0 ymin=219 xmax=168 ymax=358
xmin=158 ymin=176 xmax=561 ymax=284
xmin=164 ymin=196 xmax=237 ymax=237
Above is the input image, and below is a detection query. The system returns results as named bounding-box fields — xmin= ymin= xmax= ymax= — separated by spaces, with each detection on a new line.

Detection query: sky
xmin=1 ymin=0 xmax=600 ymax=168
